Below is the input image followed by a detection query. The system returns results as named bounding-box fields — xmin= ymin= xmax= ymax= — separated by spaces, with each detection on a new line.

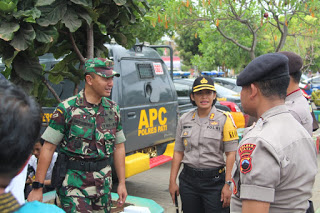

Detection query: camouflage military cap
xmin=85 ymin=58 xmax=120 ymax=78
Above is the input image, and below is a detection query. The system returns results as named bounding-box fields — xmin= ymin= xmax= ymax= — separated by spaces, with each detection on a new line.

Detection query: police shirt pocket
xmin=180 ymin=129 xmax=192 ymax=152
xmin=203 ymin=128 xmax=222 ymax=152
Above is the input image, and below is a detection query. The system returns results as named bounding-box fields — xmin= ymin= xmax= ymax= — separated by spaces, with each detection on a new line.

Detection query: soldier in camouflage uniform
xmin=28 ymin=58 xmax=127 ymax=213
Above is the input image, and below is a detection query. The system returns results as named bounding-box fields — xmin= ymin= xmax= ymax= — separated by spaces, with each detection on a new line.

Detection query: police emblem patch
xmin=239 ymin=143 xmax=256 ymax=174
xmin=211 ymin=121 xmax=218 ymax=125
xmin=184 ymin=139 xmax=188 ymax=147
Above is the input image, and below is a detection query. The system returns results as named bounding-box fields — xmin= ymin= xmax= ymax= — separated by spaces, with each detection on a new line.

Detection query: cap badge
xmin=105 ymin=59 xmax=114 ymax=67
xmin=239 ymin=144 xmax=256 ymax=174
xmin=200 ymin=77 xmax=208 ymax=84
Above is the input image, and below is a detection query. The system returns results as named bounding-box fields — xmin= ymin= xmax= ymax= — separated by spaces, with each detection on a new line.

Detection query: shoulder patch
xmin=239 ymin=144 xmax=256 ymax=174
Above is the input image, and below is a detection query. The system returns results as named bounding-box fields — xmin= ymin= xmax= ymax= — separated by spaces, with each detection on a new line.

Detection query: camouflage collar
xmin=76 ymin=90 xmax=92 ymax=107
xmin=76 ymin=90 xmax=111 ymax=109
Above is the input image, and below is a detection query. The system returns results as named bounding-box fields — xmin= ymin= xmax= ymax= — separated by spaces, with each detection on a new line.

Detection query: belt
xmin=67 ymin=158 xmax=110 ymax=172
xmin=183 ymin=164 xmax=225 ymax=178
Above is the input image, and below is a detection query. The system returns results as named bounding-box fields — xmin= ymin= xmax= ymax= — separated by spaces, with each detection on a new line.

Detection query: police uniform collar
xmin=260 ymin=105 xmax=288 ymax=122
xmin=192 ymin=106 xmax=216 ymax=123
xmin=286 ymin=89 xmax=302 ymax=100
xmin=208 ymin=106 xmax=217 ymax=121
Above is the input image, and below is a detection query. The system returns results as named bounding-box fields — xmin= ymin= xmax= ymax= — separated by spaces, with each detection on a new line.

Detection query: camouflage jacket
xmin=42 ymin=90 xmax=126 ymax=160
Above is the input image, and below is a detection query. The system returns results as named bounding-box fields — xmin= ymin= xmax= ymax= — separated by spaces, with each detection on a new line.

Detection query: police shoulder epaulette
xmin=220 ymin=110 xmax=237 ymax=127
xmin=216 ymin=109 xmax=229 ymax=116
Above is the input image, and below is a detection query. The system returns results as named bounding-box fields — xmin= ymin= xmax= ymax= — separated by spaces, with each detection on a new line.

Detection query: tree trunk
xmin=42 ymin=78 xmax=61 ymax=103
xmin=275 ymin=24 xmax=288 ymax=52
xmin=87 ymin=23 xmax=94 ymax=59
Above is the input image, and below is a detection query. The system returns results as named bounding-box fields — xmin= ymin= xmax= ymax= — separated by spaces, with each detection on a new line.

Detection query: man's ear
xmin=250 ymin=83 xmax=258 ymax=99
xmin=85 ymin=74 xmax=93 ymax=86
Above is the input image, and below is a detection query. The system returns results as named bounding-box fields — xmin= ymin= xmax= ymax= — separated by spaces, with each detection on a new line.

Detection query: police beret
xmin=279 ymin=51 xmax=303 ymax=74
xmin=237 ymin=53 xmax=289 ymax=86
xmin=192 ymin=76 xmax=216 ymax=92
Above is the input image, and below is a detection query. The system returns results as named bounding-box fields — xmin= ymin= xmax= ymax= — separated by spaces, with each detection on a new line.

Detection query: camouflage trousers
xmin=57 ymin=165 xmax=113 ymax=213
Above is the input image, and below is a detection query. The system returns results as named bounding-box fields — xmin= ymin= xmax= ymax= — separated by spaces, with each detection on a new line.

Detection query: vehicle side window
xmin=174 ymin=83 xmax=190 ymax=97
xmin=137 ymin=64 xmax=154 ymax=79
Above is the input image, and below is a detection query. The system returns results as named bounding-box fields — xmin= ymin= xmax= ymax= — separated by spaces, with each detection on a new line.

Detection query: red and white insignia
xmin=83 ymin=115 xmax=87 ymax=119
xmin=232 ymin=179 xmax=237 ymax=194
xmin=239 ymin=143 xmax=256 ymax=174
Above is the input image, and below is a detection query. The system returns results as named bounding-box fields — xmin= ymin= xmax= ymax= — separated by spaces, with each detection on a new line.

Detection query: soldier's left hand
xmin=117 ymin=182 xmax=127 ymax=207
xmin=221 ymin=184 xmax=232 ymax=208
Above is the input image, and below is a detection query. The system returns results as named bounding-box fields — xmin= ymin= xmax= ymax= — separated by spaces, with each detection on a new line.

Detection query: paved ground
xmin=125 ymin=162 xmax=179 ymax=213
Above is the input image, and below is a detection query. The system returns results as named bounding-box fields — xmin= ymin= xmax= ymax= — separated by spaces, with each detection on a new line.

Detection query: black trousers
xmin=179 ymin=166 xmax=229 ymax=213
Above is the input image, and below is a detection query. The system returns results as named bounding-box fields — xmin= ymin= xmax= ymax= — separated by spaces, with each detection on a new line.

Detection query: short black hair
xmin=0 ymin=80 xmax=41 ymax=178
xmin=290 ymin=70 xmax=302 ymax=84
xmin=255 ymin=75 xmax=290 ymax=100
xmin=189 ymin=91 xmax=217 ymax=107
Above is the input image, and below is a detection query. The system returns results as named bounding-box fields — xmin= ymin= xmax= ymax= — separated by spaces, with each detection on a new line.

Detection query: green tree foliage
xmin=0 ymin=0 xmax=149 ymax=105
xmin=153 ymin=0 xmax=320 ymax=74
xmin=174 ymin=24 xmax=201 ymax=70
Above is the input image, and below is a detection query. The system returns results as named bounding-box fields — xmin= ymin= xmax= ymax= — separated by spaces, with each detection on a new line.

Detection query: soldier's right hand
xmin=27 ymin=189 xmax=43 ymax=202
xmin=169 ymin=182 xmax=179 ymax=204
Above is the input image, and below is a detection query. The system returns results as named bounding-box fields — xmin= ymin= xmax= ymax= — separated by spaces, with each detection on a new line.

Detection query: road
xmin=124 ymin=153 xmax=320 ymax=213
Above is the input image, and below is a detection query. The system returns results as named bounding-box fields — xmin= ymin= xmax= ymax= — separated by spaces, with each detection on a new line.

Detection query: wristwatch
xmin=225 ymin=180 xmax=232 ymax=186
xmin=32 ymin=181 xmax=44 ymax=189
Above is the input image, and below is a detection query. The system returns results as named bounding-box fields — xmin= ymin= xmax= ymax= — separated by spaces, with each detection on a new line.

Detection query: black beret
xmin=192 ymin=76 xmax=216 ymax=92
xmin=237 ymin=53 xmax=289 ymax=86
xmin=279 ymin=51 xmax=303 ymax=74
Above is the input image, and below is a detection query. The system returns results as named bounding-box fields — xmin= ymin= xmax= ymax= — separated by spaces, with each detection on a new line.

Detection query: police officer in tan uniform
xmin=279 ymin=51 xmax=313 ymax=136
xmin=169 ymin=76 xmax=239 ymax=213
xmin=230 ymin=53 xmax=317 ymax=213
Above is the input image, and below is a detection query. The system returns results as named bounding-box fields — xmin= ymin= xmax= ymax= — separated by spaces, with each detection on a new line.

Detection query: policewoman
xmin=169 ymin=76 xmax=239 ymax=213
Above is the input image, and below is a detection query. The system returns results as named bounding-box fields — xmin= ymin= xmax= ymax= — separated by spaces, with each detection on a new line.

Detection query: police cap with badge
xmin=236 ymin=53 xmax=289 ymax=86
xmin=190 ymin=76 xmax=217 ymax=106
xmin=85 ymin=58 xmax=120 ymax=78
xmin=192 ymin=76 xmax=216 ymax=92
